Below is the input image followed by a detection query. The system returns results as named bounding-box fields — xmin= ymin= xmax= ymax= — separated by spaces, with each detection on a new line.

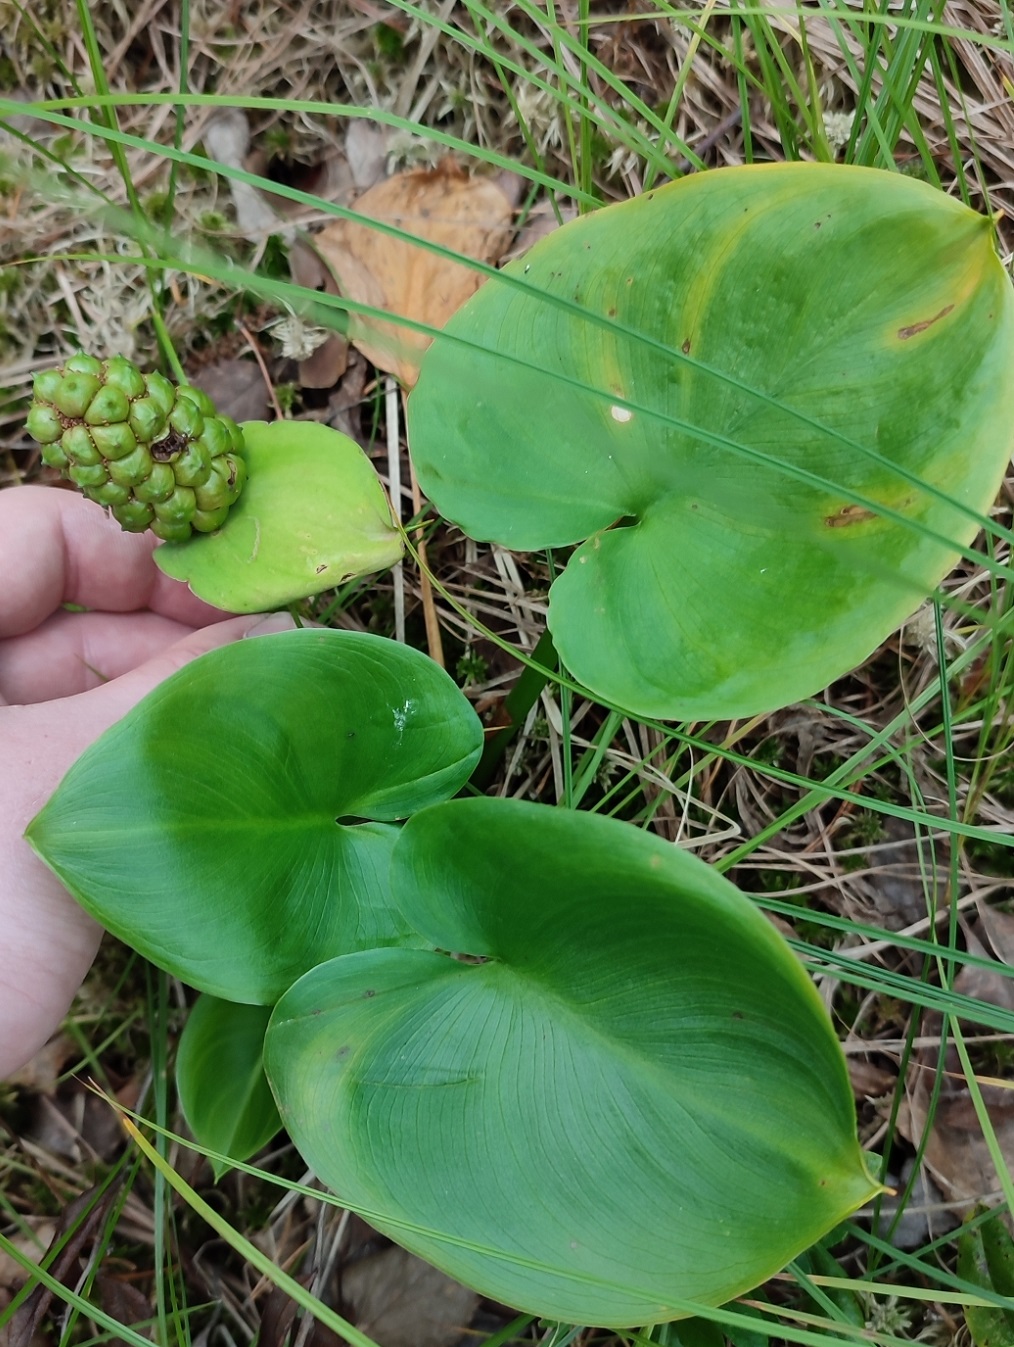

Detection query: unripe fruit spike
xmin=27 ymin=355 xmax=248 ymax=542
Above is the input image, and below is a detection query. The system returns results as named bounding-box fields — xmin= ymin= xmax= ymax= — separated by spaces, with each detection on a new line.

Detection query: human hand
xmin=0 ymin=485 xmax=294 ymax=1078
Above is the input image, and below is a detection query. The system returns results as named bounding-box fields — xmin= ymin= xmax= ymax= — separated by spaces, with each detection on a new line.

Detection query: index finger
xmin=0 ymin=485 xmax=233 ymax=636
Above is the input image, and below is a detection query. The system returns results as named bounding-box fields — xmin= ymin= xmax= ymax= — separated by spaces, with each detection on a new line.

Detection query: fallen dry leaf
xmin=191 ymin=358 xmax=271 ymax=425
xmin=314 ymin=158 xmax=514 ymax=387
xmin=954 ymin=921 xmax=1014 ymax=1014
xmin=893 ymin=908 xmax=1014 ymax=1217
xmin=903 ymin=1018 xmax=1014 ymax=1214
xmin=4 ymin=1034 xmax=76 ymax=1094
xmin=978 ymin=901 xmax=1014 ymax=967
xmin=94 ymin=1275 xmax=154 ymax=1343
xmin=0 ymin=1222 xmax=57 ymax=1295
xmin=847 ymin=1056 xmax=896 ymax=1102
xmin=921 ymin=1084 xmax=1014 ymax=1209
xmin=1 ymin=1183 xmax=121 ymax=1347
xmin=342 ymin=1245 xmax=479 ymax=1347
xmin=257 ymin=1284 xmax=343 ymax=1347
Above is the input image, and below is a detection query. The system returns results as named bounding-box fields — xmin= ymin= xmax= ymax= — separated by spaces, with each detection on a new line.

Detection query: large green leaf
xmin=27 ymin=631 xmax=483 ymax=1003
xmin=155 ymin=420 xmax=403 ymax=612
xmin=265 ymin=798 xmax=878 ymax=1326
xmin=176 ymin=995 xmax=281 ymax=1178
xmin=408 ymin=163 xmax=1014 ymax=719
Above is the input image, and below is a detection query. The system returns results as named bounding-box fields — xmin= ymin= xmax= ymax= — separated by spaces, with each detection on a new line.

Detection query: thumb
xmin=79 ymin=610 xmax=298 ymax=743
xmin=16 ymin=611 xmax=298 ymax=808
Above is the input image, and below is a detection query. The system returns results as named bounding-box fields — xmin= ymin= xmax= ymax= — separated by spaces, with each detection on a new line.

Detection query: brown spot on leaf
xmin=897 ymin=304 xmax=954 ymax=340
xmin=825 ymin=503 xmax=876 ymax=527
xmin=681 ymin=338 xmax=691 ymax=355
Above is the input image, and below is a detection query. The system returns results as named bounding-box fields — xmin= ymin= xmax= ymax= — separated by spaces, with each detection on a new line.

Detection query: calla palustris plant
xmin=29 ymin=636 xmax=878 ymax=1325
xmin=19 ymin=163 xmax=939 ymax=1326
xmin=407 ymin=162 xmax=1014 ymax=720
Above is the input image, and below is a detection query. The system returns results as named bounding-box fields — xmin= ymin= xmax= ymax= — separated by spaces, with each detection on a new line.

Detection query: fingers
xmin=0 ymin=610 xmax=196 ymax=704
xmin=0 ymin=485 xmax=233 ymax=637
xmin=39 ymin=611 xmax=298 ymax=774
xmin=0 ymin=885 xmax=103 ymax=1080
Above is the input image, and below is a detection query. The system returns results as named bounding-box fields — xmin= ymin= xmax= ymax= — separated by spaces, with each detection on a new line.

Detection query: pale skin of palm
xmin=0 ymin=486 xmax=294 ymax=1078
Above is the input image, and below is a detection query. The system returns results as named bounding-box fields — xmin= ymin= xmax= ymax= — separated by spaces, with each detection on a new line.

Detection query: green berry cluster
xmin=26 ymin=354 xmax=247 ymax=543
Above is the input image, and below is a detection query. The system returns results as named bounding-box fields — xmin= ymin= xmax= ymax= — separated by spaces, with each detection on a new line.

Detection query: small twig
xmin=385 ymin=376 xmax=405 ymax=643
xmin=236 ymin=321 xmax=285 ymax=419
xmin=408 ymin=448 xmax=446 ymax=668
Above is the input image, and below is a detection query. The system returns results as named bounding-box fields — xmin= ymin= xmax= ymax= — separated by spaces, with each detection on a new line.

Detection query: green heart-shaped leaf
xmin=265 ymin=798 xmax=878 ymax=1326
xmin=176 ymin=995 xmax=281 ymax=1178
xmin=155 ymin=420 xmax=403 ymax=612
xmin=28 ymin=630 xmax=482 ymax=1003
xmin=408 ymin=163 xmax=1014 ymax=719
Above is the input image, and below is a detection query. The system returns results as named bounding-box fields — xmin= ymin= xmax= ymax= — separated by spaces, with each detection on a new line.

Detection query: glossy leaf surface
xmin=28 ymin=630 xmax=483 ymax=1003
xmin=408 ymin=163 xmax=1014 ymax=718
xmin=266 ymin=799 xmax=878 ymax=1326
xmin=176 ymin=995 xmax=280 ymax=1178
xmin=155 ymin=421 xmax=403 ymax=612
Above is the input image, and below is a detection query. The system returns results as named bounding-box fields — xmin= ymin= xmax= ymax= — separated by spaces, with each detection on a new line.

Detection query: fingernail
xmin=244 ymin=612 xmax=299 ymax=638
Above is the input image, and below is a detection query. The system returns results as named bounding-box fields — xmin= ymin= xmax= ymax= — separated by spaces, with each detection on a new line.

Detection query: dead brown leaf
xmin=954 ymin=921 xmax=1014 ymax=1014
xmin=1 ymin=1182 xmax=122 ymax=1347
xmin=0 ymin=1222 xmax=57 ymax=1296
xmin=342 ymin=1245 xmax=479 ymax=1347
xmin=847 ymin=1056 xmax=896 ymax=1101
xmin=904 ymin=1031 xmax=1014 ymax=1213
xmin=94 ymin=1275 xmax=154 ymax=1344
xmin=257 ymin=1285 xmax=343 ymax=1347
xmin=920 ymin=1084 xmax=1014 ymax=1209
xmin=4 ymin=1035 xmax=76 ymax=1094
xmin=314 ymin=158 xmax=514 ymax=387
xmin=191 ymin=358 xmax=271 ymax=425
xmin=978 ymin=902 xmax=1014 ymax=967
